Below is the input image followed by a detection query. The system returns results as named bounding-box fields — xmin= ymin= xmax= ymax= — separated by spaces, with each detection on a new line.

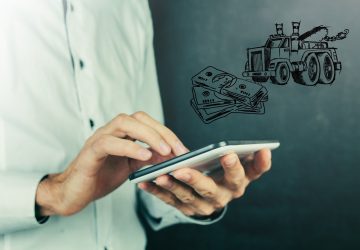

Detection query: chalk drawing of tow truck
xmin=242 ymin=22 xmax=349 ymax=86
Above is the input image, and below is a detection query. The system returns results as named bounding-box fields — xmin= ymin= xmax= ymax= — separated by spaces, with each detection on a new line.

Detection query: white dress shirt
xmin=0 ymin=1 xmax=225 ymax=250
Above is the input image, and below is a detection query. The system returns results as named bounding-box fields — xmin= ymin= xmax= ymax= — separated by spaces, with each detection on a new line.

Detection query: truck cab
xmin=243 ymin=34 xmax=293 ymax=83
xmin=266 ymin=36 xmax=291 ymax=62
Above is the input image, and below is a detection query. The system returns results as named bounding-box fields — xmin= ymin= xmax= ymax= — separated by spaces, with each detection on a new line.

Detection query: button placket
xmin=67 ymin=5 xmax=113 ymax=249
xmin=66 ymin=4 xmax=115 ymax=249
xmin=63 ymin=0 xmax=85 ymax=114
xmin=65 ymin=2 xmax=94 ymax=135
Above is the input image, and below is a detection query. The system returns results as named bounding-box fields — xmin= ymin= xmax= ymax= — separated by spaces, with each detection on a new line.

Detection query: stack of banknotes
xmin=191 ymin=66 xmax=268 ymax=124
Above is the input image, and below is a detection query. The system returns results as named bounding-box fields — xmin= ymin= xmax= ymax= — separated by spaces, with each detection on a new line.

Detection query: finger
xmin=89 ymin=135 xmax=152 ymax=160
xmin=129 ymin=149 xmax=176 ymax=172
xmin=156 ymin=175 xmax=218 ymax=216
xmin=172 ymin=168 xmax=219 ymax=200
xmin=155 ymin=175 xmax=196 ymax=203
xmin=101 ymin=114 xmax=172 ymax=156
xmin=245 ymin=149 xmax=272 ymax=181
xmin=241 ymin=153 xmax=254 ymax=166
xmin=131 ymin=111 xmax=189 ymax=156
xmin=220 ymin=153 xmax=248 ymax=191
xmin=138 ymin=182 xmax=195 ymax=216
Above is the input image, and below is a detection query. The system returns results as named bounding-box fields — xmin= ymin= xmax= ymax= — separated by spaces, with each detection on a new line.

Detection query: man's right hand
xmin=35 ymin=112 xmax=188 ymax=217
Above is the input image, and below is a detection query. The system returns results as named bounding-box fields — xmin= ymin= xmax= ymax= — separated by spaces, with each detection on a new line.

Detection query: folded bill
xmin=192 ymin=66 xmax=237 ymax=92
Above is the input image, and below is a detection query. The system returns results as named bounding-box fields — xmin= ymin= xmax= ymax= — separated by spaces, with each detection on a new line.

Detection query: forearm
xmin=35 ymin=172 xmax=82 ymax=217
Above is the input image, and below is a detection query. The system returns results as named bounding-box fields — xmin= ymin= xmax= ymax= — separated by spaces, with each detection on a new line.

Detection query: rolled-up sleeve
xmin=0 ymin=171 xmax=48 ymax=233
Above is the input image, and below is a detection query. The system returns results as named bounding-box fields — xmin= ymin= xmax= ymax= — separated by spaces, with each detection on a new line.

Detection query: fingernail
xmin=161 ymin=180 xmax=174 ymax=189
xmin=177 ymin=173 xmax=191 ymax=182
xmin=138 ymin=183 xmax=147 ymax=190
xmin=225 ymin=155 xmax=237 ymax=167
xmin=175 ymin=141 xmax=189 ymax=156
xmin=159 ymin=140 xmax=171 ymax=155
xmin=139 ymin=148 xmax=152 ymax=160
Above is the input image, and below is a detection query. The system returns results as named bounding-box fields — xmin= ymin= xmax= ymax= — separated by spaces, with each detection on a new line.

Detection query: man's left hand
xmin=138 ymin=149 xmax=272 ymax=217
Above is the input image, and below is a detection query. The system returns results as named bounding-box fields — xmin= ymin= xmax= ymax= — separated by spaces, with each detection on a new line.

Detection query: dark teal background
xmin=145 ymin=1 xmax=360 ymax=249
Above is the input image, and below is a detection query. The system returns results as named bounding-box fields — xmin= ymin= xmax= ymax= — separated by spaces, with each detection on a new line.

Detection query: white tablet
xmin=129 ymin=140 xmax=280 ymax=183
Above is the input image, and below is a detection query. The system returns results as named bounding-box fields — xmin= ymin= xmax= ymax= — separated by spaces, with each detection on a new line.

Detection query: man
xmin=0 ymin=1 xmax=272 ymax=249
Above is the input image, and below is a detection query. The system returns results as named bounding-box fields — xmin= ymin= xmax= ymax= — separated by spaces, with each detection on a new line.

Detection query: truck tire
xmin=252 ymin=76 xmax=269 ymax=82
xmin=293 ymin=53 xmax=320 ymax=86
xmin=318 ymin=53 xmax=335 ymax=84
xmin=270 ymin=62 xmax=290 ymax=85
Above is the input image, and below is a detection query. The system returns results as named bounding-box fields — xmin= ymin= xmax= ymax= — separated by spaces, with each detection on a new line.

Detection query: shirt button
xmin=79 ymin=59 xmax=85 ymax=69
xmin=89 ymin=119 xmax=95 ymax=129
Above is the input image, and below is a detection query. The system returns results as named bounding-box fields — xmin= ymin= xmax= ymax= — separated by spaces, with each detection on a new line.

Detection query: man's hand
xmin=35 ymin=112 xmax=188 ymax=217
xmin=138 ymin=149 xmax=271 ymax=217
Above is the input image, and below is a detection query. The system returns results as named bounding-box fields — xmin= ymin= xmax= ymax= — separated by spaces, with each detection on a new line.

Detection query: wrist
xmin=35 ymin=173 xmax=64 ymax=217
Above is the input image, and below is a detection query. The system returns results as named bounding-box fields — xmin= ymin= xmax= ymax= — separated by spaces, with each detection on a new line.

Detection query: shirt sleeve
xmin=138 ymin=188 xmax=227 ymax=230
xmin=135 ymin=2 xmax=226 ymax=231
xmin=0 ymin=171 xmax=49 ymax=234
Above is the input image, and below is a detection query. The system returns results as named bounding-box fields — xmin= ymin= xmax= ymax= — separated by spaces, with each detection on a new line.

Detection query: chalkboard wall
xmin=145 ymin=1 xmax=360 ymax=249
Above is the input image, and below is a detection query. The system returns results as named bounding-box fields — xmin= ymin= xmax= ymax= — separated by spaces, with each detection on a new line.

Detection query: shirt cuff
xmin=35 ymin=175 xmax=50 ymax=224
xmin=138 ymin=188 xmax=227 ymax=230
xmin=0 ymin=171 xmax=49 ymax=233
xmin=176 ymin=206 xmax=227 ymax=225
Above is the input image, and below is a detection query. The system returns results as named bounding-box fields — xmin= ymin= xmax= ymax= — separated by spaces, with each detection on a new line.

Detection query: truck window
xmin=281 ymin=38 xmax=290 ymax=48
xmin=265 ymin=38 xmax=283 ymax=48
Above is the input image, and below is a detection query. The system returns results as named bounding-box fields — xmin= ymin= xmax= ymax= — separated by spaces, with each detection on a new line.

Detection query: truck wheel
xmin=252 ymin=76 xmax=269 ymax=82
xmin=293 ymin=53 xmax=320 ymax=86
xmin=270 ymin=63 xmax=290 ymax=85
xmin=318 ymin=53 xmax=335 ymax=84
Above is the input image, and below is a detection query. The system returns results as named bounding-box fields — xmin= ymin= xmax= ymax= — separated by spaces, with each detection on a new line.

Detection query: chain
xmin=322 ymin=29 xmax=349 ymax=42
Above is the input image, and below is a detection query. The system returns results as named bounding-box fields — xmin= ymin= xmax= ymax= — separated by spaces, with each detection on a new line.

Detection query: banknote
xmin=191 ymin=98 xmax=265 ymax=123
xmin=220 ymin=78 xmax=268 ymax=107
xmin=192 ymin=66 xmax=237 ymax=92
xmin=192 ymin=86 xmax=235 ymax=108
xmin=191 ymin=99 xmax=238 ymax=124
xmin=233 ymin=102 xmax=265 ymax=114
xmin=192 ymin=85 xmax=267 ymax=110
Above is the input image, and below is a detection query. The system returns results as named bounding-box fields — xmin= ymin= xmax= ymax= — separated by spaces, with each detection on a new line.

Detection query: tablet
xmin=129 ymin=140 xmax=280 ymax=183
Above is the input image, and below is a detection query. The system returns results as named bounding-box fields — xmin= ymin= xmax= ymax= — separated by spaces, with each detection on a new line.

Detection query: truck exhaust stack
xmin=275 ymin=23 xmax=284 ymax=35
xmin=292 ymin=22 xmax=301 ymax=36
